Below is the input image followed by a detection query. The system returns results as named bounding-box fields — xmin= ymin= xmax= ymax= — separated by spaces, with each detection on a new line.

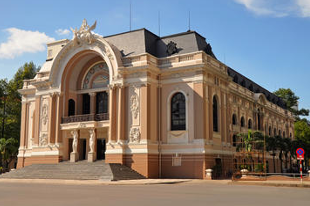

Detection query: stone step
xmin=0 ymin=161 xmax=146 ymax=181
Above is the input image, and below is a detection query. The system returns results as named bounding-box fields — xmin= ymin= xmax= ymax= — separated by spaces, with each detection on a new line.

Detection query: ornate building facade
xmin=17 ymin=20 xmax=295 ymax=178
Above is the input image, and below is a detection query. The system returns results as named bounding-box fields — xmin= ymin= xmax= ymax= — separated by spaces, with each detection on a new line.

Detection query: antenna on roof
xmin=158 ymin=10 xmax=161 ymax=36
xmin=129 ymin=0 xmax=132 ymax=31
xmin=188 ymin=10 xmax=191 ymax=31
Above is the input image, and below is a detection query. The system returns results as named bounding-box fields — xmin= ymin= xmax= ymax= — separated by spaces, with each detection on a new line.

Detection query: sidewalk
xmin=229 ymin=180 xmax=310 ymax=188
xmin=0 ymin=178 xmax=309 ymax=188
xmin=0 ymin=178 xmax=194 ymax=186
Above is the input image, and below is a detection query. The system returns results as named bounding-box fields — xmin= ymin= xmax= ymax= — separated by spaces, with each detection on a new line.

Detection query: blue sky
xmin=0 ymin=0 xmax=309 ymax=117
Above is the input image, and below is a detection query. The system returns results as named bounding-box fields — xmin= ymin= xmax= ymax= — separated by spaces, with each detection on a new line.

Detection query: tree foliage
xmin=274 ymin=88 xmax=309 ymax=118
xmin=0 ymin=62 xmax=38 ymax=170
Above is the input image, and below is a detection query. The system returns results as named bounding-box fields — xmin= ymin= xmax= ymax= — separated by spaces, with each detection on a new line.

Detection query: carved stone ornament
xmin=78 ymin=122 xmax=86 ymax=128
xmin=166 ymin=41 xmax=177 ymax=56
xmin=39 ymin=133 xmax=48 ymax=147
xmin=41 ymin=104 xmax=48 ymax=125
xmin=129 ymin=127 xmax=140 ymax=143
xmin=70 ymin=19 xmax=97 ymax=46
xmin=71 ymin=130 xmax=78 ymax=153
xmin=130 ymin=87 xmax=139 ymax=119
xmin=89 ymin=129 xmax=95 ymax=153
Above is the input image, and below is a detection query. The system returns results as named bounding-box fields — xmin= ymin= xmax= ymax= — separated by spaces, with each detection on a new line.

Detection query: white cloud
xmin=0 ymin=28 xmax=55 ymax=59
xmin=234 ymin=0 xmax=310 ymax=18
xmin=297 ymin=0 xmax=310 ymax=17
xmin=55 ymin=28 xmax=70 ymax=36
xmin=234 ymin=0 xmax=291 ymax=17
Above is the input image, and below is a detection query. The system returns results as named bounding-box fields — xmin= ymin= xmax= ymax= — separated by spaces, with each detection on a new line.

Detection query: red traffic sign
xmin=296 ymin=148 xmax=304 ymax=160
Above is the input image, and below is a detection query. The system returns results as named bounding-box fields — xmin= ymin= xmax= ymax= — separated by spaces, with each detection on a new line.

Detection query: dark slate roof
xmin=105 ymin=28 xmax=285 ymax=109
xmin=104 ymin=28 xmax=216 ymax=58
xmin=227 ymin=67 xmax=286 ymax=109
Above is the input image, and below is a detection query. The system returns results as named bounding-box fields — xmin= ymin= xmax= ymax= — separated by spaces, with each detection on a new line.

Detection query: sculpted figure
xmin=71 ymin=130 xmax=78 ymax=153
xmin=70 ymin=19 xmax=97 ymax=45
xmin=89 ymin=129 xmax=95 ymax=153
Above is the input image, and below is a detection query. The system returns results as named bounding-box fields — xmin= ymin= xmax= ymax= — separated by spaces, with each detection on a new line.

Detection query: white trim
xmin=167 ymin=88 xmax=189 ymax=136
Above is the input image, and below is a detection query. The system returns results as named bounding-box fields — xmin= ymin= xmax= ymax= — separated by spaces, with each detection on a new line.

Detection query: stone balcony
xmin=60 ymin=113 xmax=109 ymax=131
xmin=61 ymin=113 xmax=109 ymax=124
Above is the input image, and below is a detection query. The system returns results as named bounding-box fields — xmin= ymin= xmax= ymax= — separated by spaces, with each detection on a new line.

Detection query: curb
xmin=0 ymin=178 xmax=193 ymax=186
xmin=229 ymin=181 xmax=310 ymax=188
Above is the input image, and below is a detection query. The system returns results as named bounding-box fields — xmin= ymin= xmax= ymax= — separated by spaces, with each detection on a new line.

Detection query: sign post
xmin=296 ymin=148 xmax=305 ymax=183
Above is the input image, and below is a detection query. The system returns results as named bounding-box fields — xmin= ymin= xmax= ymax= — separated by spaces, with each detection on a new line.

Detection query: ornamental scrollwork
xmin=39 ymin=133 xmax=48 ymax=147
xmin=129 ymin=127 xmax=140 ymax=143
xmin=130 ymin=87 xmax=139 ymax=119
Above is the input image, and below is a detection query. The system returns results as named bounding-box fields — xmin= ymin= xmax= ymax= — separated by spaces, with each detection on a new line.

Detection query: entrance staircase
xmin=0 ymin=161 xmax=146 ymax=181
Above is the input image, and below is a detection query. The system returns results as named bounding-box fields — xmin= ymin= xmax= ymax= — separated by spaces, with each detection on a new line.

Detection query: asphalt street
xmin=0 ymin=181 xmax=309 ymax=206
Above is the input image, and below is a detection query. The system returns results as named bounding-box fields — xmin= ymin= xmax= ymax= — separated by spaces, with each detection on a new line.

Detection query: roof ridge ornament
xmin=70 ymin=19 xmax=97 ymax=46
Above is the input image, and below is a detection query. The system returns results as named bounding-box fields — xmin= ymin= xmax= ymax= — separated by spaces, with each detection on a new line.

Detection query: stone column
xmin=70 ymin=130 xmax=79 ymax=162
xmin=108 ymin=85 xmax=117 ymax=143
xmin=117 ymin=85 xmax=125 ymax=142
xmin=88 ymin=129 xmax=96 ymax=162
xmin=55 ymin=92 xmax=63 ymax=144
xmin=89 ymin=92 xmax=96 ymax=115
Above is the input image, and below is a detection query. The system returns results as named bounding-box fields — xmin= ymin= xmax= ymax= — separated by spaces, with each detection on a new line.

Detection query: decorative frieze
xmin=39 ymin=133 xmax=48 ymax=147
xmin=129 ymin=127 xmax=140 ymax=143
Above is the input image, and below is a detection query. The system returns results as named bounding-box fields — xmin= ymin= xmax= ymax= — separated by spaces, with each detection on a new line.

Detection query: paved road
xmin=0 ymin=181 xmax=309 ymax=206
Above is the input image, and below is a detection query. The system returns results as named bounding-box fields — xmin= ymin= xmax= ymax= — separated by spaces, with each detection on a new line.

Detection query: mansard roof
xmin=104 ymin=28 xmax=216 ymax=59
xmin=105 ymin=28 xmax=285 ymax=109
xmin=227 ymin=67 xmax=286 ymax=109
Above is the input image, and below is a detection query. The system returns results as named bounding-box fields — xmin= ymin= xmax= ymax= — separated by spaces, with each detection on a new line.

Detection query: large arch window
xmin=96 ymin=92 xmax=108 ymax=114
xmin=257 ymin=109 xmax=261 ymax=130
xmin=213 ymin=96 xmax=219 ymax=132
xmin=82 ymin=94 xmax=90 ymax=114
xmin=171 ymin=92 xmax=186 ymax=131
xmin=248 ymin=119 xmax=252 ymax=129
xmin=241 ymin=117 xmax=245 ymax=127
xmin=232 ymin=114 xmax=237 ymax=125
xmin=68 ymin=99 xmax=75 ymax=116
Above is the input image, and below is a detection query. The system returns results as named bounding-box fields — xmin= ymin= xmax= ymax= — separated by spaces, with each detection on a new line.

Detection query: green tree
xmin=0 ymin=138 xmax=18 ymax=172
xmin=274 ymin=88 xmax=309 ymax=118
xmin=0 ymin=62 xmax=38 ymax=171
xmin=266 ymin=136 xmax=277 ymax=173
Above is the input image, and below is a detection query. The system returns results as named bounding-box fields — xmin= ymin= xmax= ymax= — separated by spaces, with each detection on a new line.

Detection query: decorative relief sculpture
xmin=89 ymin=129 xmax=95 ymax=153
xmin=71 ymin=130 xmax=78 ymax=153
xmin=130 ymin=87 xmax=139 ymax=119
xmin=166 ymin=41 xmax=177 ymax=56
xmin=41 ymin=103 xmax=48 ymax=125
xmin=70 ymin=19 xmax=97 ymax=46
xmin=129 ymin=127 xmax=140 ymax=143
xmin=39 ymin=133 xmax=48 ymax=147
xmin=78 ymin=122 xmax=86 ymax=128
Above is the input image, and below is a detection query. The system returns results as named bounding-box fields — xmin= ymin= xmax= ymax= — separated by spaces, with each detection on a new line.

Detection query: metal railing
xmin=61 ymin=113 xmax=109 ymax=123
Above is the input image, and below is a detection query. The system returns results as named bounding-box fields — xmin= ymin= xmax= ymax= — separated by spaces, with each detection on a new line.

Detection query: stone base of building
xmin=17 ymin=155 xmax=61 ymax=169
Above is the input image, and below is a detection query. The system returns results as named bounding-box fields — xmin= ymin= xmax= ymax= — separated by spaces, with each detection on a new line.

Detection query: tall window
xmin=257 ymin=109 xmax=261 ymax=130
xmin=68 ymin=99 xmax=75 ymax=116
xmin=248 ymin=119 xmax=252 ymax=129
xmin=241 ymin=117 xmax=245 ymax=127
xmin=82 ymin=94 xmax=90 ymax=114
xmin=269 ymin=126 xmax=272 ymax=136
xmin=213 ymin=96 xmax=219 ymax=132
xmin=232 ymin=114 xmax=237 ymax=125
xmin=233 ymin=135 xmax=237 ymax=147
xmin=96 ymin=92 xmax=108 ymax=114
xmin=171 ymin=92 xmax=186 ymax=131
